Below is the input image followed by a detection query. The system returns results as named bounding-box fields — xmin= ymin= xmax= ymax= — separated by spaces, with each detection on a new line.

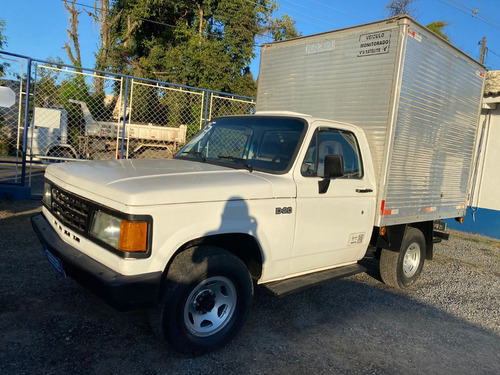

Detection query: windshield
xmin=176 ymin=117 xmax=306 ymax=173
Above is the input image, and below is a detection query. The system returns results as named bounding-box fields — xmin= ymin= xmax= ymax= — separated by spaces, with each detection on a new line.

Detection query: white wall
xmin=472 ymin=98 xmax=500 ymax=211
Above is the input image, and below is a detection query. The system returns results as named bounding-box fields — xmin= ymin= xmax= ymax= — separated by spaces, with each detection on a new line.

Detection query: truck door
xmin=292 ymin=125 xmax=376 ymax=274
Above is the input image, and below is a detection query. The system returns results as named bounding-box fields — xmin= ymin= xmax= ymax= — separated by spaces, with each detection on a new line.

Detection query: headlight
xmin=43 ymin=182 xmax=52 ymax=207
xmin=90 ymin=211 xmax=148 ymax=253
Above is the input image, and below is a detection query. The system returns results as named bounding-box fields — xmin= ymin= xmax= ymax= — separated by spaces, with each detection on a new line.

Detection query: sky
xmin=1 ymin=0 xmax=499 ymax=82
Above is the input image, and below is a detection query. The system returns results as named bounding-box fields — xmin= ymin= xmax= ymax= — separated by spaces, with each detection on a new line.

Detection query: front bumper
xmin=31 ymin=213 xmax=162 ymax=311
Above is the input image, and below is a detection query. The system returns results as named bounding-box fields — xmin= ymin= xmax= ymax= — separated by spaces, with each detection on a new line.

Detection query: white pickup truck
xmin=32 ymin=16 xmax=485 ymax=355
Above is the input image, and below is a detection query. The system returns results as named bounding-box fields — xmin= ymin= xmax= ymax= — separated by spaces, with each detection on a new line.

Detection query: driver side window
xmin=301 ymin=128 xmax=363 ymax=179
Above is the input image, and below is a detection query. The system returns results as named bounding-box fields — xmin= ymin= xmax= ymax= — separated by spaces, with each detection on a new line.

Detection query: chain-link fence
xmin=0 ymin=51 xmax=255 ymax=189
xmin=0 ymin=54 xmax=28 ymax=187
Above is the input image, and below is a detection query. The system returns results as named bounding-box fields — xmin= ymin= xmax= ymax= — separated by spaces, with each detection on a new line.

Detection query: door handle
xmin=356 ymin=188 xmax=373 ymax=193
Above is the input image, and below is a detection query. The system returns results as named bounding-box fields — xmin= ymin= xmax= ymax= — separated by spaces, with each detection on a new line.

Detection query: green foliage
xmin=385 ymin=1 xmax=451 ymax=43
xmin=104 ymin=0 xmax=299 ymax=96
xmin=426 ymin=21 xmax=450 ymax=41
xmin=32 ymin=59 xmax=114 ymax=150
xmin=0 ymin=19 xmax=8 ymax=77
xmin=33 ymin=59 xmax=64 ymax=108
xmin=268 ymin=14 xmax=300 ymax=42
xmin=129 ymin=84 xmax=168 ymax=124
xmin=0 ymin=19 xmax=6 ymax=50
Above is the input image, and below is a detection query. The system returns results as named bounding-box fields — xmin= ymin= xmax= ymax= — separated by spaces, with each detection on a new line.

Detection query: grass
xmin=453 ymin=234 xmax=500 ymax=248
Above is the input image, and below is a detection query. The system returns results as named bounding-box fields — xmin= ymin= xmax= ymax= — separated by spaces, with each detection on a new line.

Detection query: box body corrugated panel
xmin=256 ymin=16 xmax=485 ymax=226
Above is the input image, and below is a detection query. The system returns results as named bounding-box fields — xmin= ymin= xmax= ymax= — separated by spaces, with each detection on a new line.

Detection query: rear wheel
xmin=151 ymin=246 xmax=253 ymax=356
xmin=47 ymin=148 xmax=75 ymax=162
xmin=379 ymin=227 xmax=426 ymax=288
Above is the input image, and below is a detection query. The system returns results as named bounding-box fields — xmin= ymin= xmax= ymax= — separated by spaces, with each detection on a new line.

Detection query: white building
xmin=448 ymin=71 xmax=500 ymax=239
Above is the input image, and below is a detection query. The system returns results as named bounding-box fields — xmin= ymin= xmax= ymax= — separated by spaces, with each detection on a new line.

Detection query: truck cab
xmin=175 ymin=114 xmax=377 ymax=278
xmin=27 ymin=106 xmax=76 ymax=159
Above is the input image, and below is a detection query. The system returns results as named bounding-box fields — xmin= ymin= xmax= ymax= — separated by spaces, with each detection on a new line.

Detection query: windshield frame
xmin=175 ymin=115 xmax=308 ymax=175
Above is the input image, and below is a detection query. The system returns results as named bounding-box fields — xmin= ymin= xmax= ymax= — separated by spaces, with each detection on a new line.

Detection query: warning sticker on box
xmin=358 ymin=30 xmax=391 ymax=57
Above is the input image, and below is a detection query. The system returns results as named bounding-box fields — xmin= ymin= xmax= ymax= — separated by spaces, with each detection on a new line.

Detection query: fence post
xmin=203 ymin=91 xmax=210 ymax=127
xmin=20 ymin=58 xmax=32 ymax=186
xmin=120 ymin=77 xmax=130 ymax=159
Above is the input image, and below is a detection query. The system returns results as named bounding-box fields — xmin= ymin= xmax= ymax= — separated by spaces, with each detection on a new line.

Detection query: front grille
xmin=50 ymin=185 xmax=90 ymax=233
xmin=44 ymin=180 xmax=152 ymax=259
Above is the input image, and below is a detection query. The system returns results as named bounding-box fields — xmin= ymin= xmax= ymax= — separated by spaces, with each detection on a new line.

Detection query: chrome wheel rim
xmin=403 ymin=243 xmax=421 ymax=278
xmin=183 ymin=276 xmax=237 ymax=337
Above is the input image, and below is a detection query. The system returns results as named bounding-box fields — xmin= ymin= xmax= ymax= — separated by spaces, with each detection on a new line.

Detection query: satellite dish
xmin=0 ymin=86 xmax=16 ymax=108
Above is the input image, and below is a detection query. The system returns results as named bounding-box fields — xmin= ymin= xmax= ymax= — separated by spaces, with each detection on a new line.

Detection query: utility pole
xmin=479 ymin=37 xmax=487 ymax=64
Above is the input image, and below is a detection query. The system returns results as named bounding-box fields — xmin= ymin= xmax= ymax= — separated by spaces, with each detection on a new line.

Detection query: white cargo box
xmin=257 ymin=16 xmax=485 ymax=226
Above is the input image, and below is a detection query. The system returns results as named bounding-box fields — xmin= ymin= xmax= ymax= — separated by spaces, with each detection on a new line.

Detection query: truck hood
xmin=46 ymin=159 xmax=292 ymax=206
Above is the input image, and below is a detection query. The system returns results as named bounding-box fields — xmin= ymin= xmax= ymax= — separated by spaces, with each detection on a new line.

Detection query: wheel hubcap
xmin=403 ymin=243 xmax=421 ymax=278
xmin=184 ymin=276 xmax=237 ymax=337
xmin=195 ymin=289 xmax=217 ymax=314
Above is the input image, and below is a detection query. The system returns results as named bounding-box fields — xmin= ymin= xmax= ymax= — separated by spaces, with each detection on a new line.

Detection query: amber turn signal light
xmin=119 ymin=221 xmax=148 ymax=252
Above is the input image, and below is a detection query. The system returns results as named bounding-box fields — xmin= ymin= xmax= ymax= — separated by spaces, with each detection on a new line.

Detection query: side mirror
xmin=319 ymin=154 xmax=344 ymax=194
xmin=324 ymin=154 xmax=344 ymax=178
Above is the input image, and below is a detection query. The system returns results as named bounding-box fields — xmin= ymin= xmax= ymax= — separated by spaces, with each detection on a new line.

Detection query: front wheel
xmin=379 ymin=227 xmax=426 ymax=289
xmin=151 ymin=246 xmax=253 ymax=356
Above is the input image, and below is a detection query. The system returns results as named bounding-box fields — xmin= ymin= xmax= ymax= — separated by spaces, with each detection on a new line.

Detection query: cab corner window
xmin=301 ymin=128 xmax=363 ymax=179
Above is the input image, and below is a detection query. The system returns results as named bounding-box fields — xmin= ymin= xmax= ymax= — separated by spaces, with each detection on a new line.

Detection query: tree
xmin=0 ymin=19 xmax=6 ymax=50
xmin=84 ymin=0 xmax=122 ymax=95
xmin=385 ymin=0 xmax=417 ymax=18
xmin=266 ymin=14 xmax=301 ymax=42
xmin=426 ymin=21 xmax=450 ymax=41
xmin=32 ymin=58 xmax=65 ymax=108
xmin=0 ymin=19 xmax=8 ymax=77
xmin=103 ymin=0 xmax=299 ymax=95
xmin=385 ymin=0 xmax=451 ymax=42
xmin=85 ymin=0 xmax=122 ymax=73
xmin=63 ymin=0 xmax=83 ymax=69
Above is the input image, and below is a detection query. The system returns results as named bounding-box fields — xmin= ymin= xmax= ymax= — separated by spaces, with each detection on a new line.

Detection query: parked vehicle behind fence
xmin=28 ymin=100 xmax=187 ymax=160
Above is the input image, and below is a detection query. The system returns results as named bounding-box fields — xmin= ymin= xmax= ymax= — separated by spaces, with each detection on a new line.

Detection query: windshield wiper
xmin=180 ymin=150 xmax=206 ymax=162
xmin=217 ymin=155 xmax=253 ymax=172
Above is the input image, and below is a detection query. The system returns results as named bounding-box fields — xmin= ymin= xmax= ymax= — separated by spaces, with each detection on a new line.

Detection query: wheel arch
xmin=47 ymin=145 xmax=78 ymax=158
xmin=371 ymin=220 xmax=434 ymax=259
xmin=409 ymin=221 xmax=434 ymax=260
xmin=151 ymin=238 xmax=255 ymax=355
xmin=164 ymin=233 xmax=264 ymax=283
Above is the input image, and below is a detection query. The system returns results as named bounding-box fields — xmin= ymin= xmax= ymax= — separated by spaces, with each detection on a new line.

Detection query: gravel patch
xmin=1 ymin=199 xmax=499 ymax=374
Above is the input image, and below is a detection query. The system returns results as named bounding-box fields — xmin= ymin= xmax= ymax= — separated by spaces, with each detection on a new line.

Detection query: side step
xmin=264 ymin=263 xmax=367 ymax=297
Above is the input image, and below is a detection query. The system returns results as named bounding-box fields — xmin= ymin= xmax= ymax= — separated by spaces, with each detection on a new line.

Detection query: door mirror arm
xmin=318 ymin=178 xmax=330 ymax=194
xmin=318 ymin=155 xmax=344 ymax=194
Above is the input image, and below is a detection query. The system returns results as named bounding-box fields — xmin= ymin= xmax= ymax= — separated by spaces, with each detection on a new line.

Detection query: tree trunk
xmin=63 ymin=0 xmax=82 ymax=70
xmin=86 ymin=0 xmax=122 ymax=95
xmin=195 ymin=1 xmax=204 ymax=46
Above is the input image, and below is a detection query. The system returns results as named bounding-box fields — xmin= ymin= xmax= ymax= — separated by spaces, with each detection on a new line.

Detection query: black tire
xmin=91 ymin=151 xmax=116 ymax=160
xmin=59 ymin=149 xmax=75 ymax=159
xmin=379 ymin=227 xmax=426 ymax=289
xmin=48 ymin=148 xmax=75 ymax=161
xmin=151 ymin=246 xmax=253 ymax=356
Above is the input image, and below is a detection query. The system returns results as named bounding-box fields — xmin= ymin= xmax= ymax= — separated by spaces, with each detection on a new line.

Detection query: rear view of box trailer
xmin=257 ymin=16 xmax=485 ymax=227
